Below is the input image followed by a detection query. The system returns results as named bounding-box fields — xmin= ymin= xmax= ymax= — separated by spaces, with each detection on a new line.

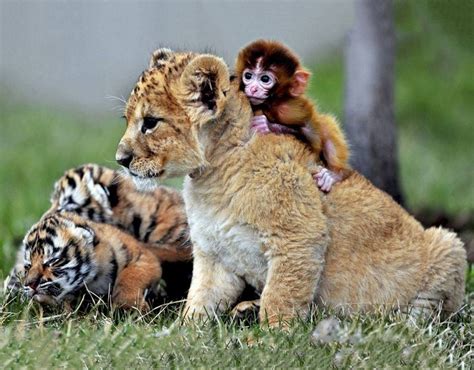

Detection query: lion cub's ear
xmin=180 ymin=55 xmax=230 ymax=123
xmin=149 ymin=48 xmax=174 ymax=69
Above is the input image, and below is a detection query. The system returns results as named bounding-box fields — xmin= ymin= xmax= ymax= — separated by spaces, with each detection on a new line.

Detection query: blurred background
xmin=1 ymin=0 xmax=473 ymax=279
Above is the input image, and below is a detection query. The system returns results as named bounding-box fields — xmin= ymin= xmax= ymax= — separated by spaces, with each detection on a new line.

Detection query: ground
xmin=0 ymin=297 xmax=472 ymax=367
xmin=0 ymin=1 xmax=472 ymax=367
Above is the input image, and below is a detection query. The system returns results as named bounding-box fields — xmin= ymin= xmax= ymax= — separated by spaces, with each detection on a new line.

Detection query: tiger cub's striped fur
xmin=49 ymin=164 xmax=192 ymax=262
xmin=6 ymin=164 xmax=193 ymax=303
xmin=7 ymin=212 xmax=162 ymax=311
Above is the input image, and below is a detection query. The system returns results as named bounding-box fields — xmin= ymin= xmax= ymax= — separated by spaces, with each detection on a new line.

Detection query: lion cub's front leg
xmin=184 ymin=248 xmax=245 ymax=321
xmin=260 ymin=239 xmax=328 ymax=327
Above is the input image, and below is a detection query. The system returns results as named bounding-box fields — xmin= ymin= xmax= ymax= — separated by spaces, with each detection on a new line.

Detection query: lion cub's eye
xmin=142 ymin=116 xmax=162 ymax=133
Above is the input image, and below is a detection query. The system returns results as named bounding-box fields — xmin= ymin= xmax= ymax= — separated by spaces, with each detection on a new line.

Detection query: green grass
xmin=0 ymin=103 xmax=122 ymax=275
xmin=0 ymin=296 xmax=472 ymax=367
xmin=0 ymin=102 xmax=181 ymax=275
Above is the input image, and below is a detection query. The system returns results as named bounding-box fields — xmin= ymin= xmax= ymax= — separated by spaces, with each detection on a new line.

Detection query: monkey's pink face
xmin=242 ymin=61 xmax=276 ymax=105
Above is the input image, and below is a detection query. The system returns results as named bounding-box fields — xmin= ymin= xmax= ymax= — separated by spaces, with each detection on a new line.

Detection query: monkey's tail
xmin=318 ymin=113 xmax=350 ymax=171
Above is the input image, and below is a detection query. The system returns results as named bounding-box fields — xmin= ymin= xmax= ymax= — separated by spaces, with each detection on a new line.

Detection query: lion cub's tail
xmin=415 ymin=227 xmax=467 ymax=314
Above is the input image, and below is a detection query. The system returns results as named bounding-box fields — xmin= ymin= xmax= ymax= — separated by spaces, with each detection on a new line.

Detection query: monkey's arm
xmin=271 ymin=97 xmax=313 ymax=126
xmin=251 ymin=115 xmax=300 ymax=135
xmin=251 ymin=96 xmax=313 ymax=135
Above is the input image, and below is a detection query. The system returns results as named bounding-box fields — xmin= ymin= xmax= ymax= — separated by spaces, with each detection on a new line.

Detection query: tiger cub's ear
xmin=180 ymin=54 xmax=230 ymax=123
xmin=76 ymin=225 xmax=96 ymax=247
xmin=149 ymin=48 xmax=174 ymax=69
xmin=83 ymin=170 xmax=113 ymax=216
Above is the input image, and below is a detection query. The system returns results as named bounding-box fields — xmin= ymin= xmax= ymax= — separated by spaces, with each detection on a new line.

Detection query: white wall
xmin=0 ymin=0 xmax=354 ymax=112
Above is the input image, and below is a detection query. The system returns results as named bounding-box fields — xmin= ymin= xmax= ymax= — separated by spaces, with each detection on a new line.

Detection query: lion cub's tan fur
xmin=116 ymin=49 xmax=466 ymax=326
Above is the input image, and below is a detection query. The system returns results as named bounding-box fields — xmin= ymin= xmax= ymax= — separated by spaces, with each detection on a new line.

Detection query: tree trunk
xmin=344 ymin=0 xmax=403 ymax=203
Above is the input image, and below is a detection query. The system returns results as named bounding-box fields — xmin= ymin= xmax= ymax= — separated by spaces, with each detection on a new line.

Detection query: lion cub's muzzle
xmin=115 ymin=144 xmax=133 ymax=169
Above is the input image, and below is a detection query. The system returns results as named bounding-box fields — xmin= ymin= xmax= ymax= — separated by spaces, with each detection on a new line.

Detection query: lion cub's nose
xmin=116 ymin=153 xmax=132 ymax=168
xmin=116 ymin=145 xmax=133 ymax=168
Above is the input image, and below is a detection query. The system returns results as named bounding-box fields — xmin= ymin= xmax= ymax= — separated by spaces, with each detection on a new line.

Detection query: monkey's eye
xmin=142 ymin=116 xmax=162 ymax=133
xmin=244 ymin=72 xmax=253 ymax=80
xmin=260 ymin=74 xmax=275 ymax=87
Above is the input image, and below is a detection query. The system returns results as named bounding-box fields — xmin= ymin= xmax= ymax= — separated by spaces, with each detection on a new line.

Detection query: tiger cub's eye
xmin=44 ymin=257 xmax=61 ymax=267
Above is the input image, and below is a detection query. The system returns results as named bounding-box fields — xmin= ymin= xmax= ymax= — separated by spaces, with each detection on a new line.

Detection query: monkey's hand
xmin=250 ymin=115 xmax=271 ymax=134
xmin=313 ymin=168 xmax=343 ymax=192
xmin=268 ymin=122 xmax=300 ymax=135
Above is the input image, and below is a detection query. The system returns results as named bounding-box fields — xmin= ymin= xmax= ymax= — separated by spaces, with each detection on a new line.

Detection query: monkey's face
xmin=242 ymin=59 xmax=276 ymax=105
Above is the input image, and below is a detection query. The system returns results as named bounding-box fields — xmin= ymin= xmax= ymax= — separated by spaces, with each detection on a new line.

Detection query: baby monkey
xmin=235 ymin=39 xmax=350 ymax=191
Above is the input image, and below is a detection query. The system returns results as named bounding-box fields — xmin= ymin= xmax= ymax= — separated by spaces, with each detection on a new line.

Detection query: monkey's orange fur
xmin=235 ymin=39 xmax=350 ymax=173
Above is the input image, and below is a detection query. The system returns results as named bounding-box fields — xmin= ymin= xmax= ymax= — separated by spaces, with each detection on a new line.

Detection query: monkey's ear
xmin=149 ymin=48 xmax=174 ymax=69
xmin=290 ymin=70 xmax=311 ymax=97
xmin=180 ymin=55 xmax=230 ymax=123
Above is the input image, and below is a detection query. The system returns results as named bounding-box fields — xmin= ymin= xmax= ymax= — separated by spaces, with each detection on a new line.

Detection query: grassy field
xmin=0 ymin=1 xmax=473 ymax=367
xmin=0 ymin=297 xmax=472 ymax=368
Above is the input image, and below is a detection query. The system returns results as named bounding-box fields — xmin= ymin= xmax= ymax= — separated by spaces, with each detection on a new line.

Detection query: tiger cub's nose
xmin=25 ymin=277 xmax=41 ymax=291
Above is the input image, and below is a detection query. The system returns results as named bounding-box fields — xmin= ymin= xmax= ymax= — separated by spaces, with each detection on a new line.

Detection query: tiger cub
xmin=7 ymin=164 xmax=193 ymax=303
xmin=48 ymin=163 xmax=192 ymax=262
xmin=6 ymin=212 xmax=162 ymax=311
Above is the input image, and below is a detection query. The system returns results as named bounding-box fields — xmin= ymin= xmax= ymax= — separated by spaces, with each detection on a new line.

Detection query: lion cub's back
xmin=318 ymin=171 xmax=436 ymax=309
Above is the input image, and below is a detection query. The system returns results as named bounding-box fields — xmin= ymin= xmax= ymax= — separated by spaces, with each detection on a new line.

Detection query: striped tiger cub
xmin=7 ymin=212 xmax=162 ymax=311
xmin=6 ymin=164 xmax=193 ymax=304
xmin=48 ymin=163 xmax=192 ymax=262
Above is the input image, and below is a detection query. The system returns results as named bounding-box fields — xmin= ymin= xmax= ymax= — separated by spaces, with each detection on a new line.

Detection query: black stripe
xmin=174 ymin=228 xmax=191 ymax=247
xmin=44 ymin=226 xmax=57 ymax=237
xmin=66 ymin=175 xmax=77 ymax=189
xmin=143 ymin=217 xmax=157 ymax=243
xmin=87 ymin=208 xmax=96 ymax=220
xmin=76 ymin=167 xmax=84 ymax=179
xmin=143 ymin=202 xmax=160 ymax=242
xmin=107 ymin=183 xmax=119 ymax=208
xmin=42 ymin=236 xmax=54 ymax=247
xmin=96 ymin=165 xmax=103 ymax=179
xmin=132 ymin=215 xmax=142 ymax=238
xmin=154 ymin=227 xmax=174 ymax=245
xmin=109 ymin=250 xmax=119 ymax=286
